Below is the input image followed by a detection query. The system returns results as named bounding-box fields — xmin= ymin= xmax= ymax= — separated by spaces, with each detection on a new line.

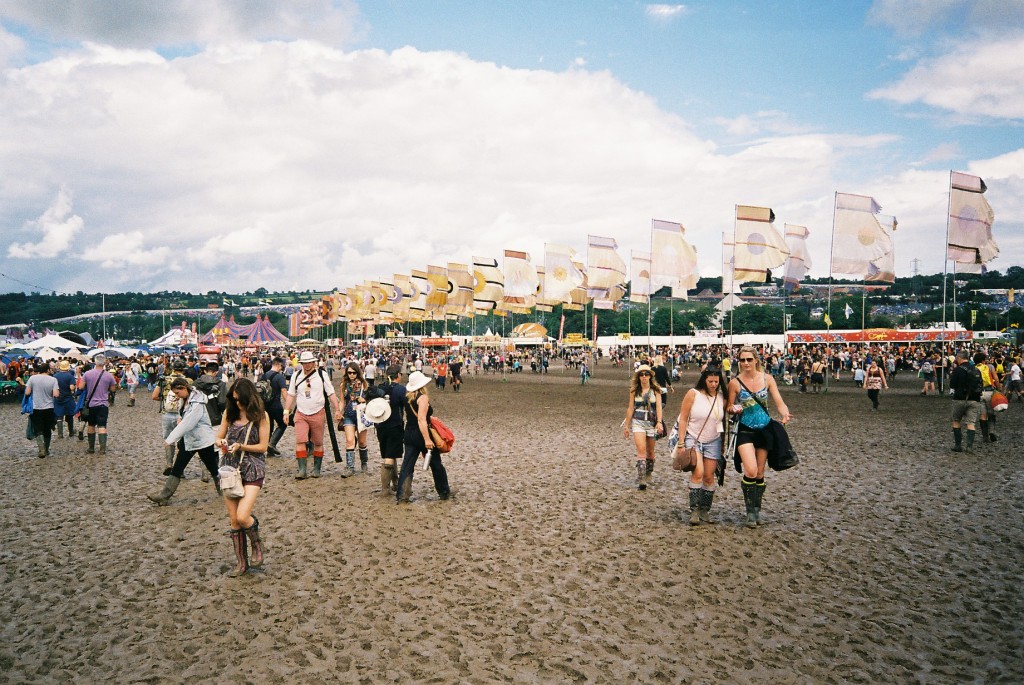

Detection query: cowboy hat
xmin=298 ymin=351 xmax=317 ymax=364
xmin=635 ymin=364 xmax=652 ymax=374
xmin=363 ymin=397 xmax=392 ymax=424
xmin=406 ymin=370 xmax=432 ymax=392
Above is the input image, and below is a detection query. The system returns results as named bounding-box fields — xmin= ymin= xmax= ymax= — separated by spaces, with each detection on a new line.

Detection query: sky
xmin=0 ymin=0 xmax=1022 ymax=297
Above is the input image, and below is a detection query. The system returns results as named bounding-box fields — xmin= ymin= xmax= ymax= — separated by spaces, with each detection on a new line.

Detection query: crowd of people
xmin=4 ymin=335 xmax=1021 ymax=576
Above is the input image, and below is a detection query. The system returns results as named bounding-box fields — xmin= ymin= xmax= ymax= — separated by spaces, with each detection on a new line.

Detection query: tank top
xmin=404 ymin=394 xmax=433 ymax=447
xmin=738 ymin=376 xmax=770 ymax=429
xmin=686 ymin=391 xmax=723 ymax=443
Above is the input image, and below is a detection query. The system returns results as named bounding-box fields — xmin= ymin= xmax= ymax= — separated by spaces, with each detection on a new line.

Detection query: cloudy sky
xmin=1 ymin=0 xmax=1022 ymax=296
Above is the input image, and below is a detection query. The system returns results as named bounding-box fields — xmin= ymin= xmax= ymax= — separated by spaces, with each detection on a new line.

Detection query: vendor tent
xmin=245 ymin=316 xmax=289 ymax=344
xmin=22 ymin=334 xmax=90 ymax=351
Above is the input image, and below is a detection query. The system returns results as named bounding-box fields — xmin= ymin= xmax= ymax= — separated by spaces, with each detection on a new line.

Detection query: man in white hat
xmin=283 ymin=351 xmax=341 ymax=479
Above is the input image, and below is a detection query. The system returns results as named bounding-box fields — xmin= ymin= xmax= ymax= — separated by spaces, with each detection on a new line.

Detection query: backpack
xmin=365 ymin=380 xmax=390 ymax=402
xmin=256 ymin=370 xmax=278 ymax=404
xmin=194 ymin=376 xmax=224 ymax=426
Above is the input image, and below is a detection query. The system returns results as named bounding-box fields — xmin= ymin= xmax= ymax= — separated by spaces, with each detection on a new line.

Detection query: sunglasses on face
xmin=638 ymin=372 xmax=651 ymax=377
xmin=739 ymin=358 xmax=756 ymax=362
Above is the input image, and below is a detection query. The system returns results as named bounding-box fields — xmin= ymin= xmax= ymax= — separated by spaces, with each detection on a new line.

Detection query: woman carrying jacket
xmin=147 ymin=377 xmax=220 ymax=506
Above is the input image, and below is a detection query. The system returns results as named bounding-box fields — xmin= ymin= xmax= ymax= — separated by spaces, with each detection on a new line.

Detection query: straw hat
xmin=58 ymin=360 xmax=71 ymax=371
xmin=363 ymin=397 xmax=392 ymax=424
xmin=636 ymin=364 xmax=652 ymax=375
xmin=298 ymin=351 xmax=317 ymax=364
xmin=406 ymin=370 xmax=431 ymax=392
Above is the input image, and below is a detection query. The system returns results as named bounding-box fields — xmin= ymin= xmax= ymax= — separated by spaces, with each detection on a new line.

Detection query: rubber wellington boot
xmin=380 ymin=463 xmax=395 ymax=496
xmin=295 ymin=457 xmax=308 ymax=480
xmin=56 ymin=422 xmax=64 ymax=439
xmin=227 ymin=529 xmax=248 ymax=577
xmin=359 ymin=448 xmax=368 ymax=473
xmin=312 ymin=457 xmax=323 ymax=478
xmin=699 ymin=488 xmax=716 ymax=523
xmin=636 ymin=460 xmax=647 ymax=491
xmin=147 ymin=476 xmax=181 ymax=506
xmin=244 ymin=516 xmax=264 ymax=568
xmin=753 ymin=480 xmax=766 ymax=524
xmin=688 ymin=486 xmax=702 ymax=525
xmin=87 ymin=434 xmax=96 ymax=454
xmin=98 ymin=434 xmax=107 ymax=455
xmin=36 ymin=436 xmax=47 ymax=458
xmin=741 ymin=479 xmax=757 ymax=528
xmin=397 ymin=476 xmax=413 ymax=504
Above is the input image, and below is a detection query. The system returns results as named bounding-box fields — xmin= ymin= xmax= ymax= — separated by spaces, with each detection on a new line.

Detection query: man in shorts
xmin=948 ymin=350 xmax=983 ymax=452
xmin=78 ymin=354 xmax=119 ymax=454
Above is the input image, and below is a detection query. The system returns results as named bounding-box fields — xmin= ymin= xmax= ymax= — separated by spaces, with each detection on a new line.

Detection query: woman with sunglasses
xmin=340 ymin=362 xmax=370 ymax=476
xmin=727 ymin=345 xmax=792 ymax=527
xmin=622 ymin=364 xmax=664 ymax=490
xmin=676 ymin=366 xmax=726 ymax=524
xmin=215 ymin=377 xmax=270 ymax=577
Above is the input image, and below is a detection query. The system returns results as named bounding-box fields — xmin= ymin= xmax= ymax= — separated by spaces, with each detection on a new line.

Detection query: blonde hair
xmin=737 ymin=345 xmax=764 ymax=372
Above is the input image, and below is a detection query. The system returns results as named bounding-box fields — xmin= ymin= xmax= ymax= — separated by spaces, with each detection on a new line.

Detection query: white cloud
xmin=869 ymin=34 xmax=1024 ymax=119
xmin=712 ymin=110 xmax=815 ymax=137
xmin=0 ymin=0 xmax=360 ymax=48
xmin=0 ymin=38 xmax=1019 ymax=296
xmin=868 ymin=0 xmax=1024 ymax=36
xmin=7 ymin=187 xmax=83 ymax=258
xmin=645 ymin=4 xmax=689 ymax=21
xmin=80 ymin=231 xmax=172 ymax=267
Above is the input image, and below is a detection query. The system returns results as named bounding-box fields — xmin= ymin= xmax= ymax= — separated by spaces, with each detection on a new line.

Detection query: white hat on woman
xmin=406 ymin=370 xmax=431 ymax=392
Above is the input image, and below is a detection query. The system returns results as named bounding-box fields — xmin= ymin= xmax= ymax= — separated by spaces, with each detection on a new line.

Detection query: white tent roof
xmin=22 ymin=334 xmax=90 ymax=350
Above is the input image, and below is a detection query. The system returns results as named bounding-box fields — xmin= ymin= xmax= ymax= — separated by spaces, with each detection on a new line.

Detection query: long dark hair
xmin=342 ymin=362 xmax=366 ymax=395
xmin=695 ymin=367 xmax=725 ymax=395
xmin=226 ymin=377 xmax=264 ymax=425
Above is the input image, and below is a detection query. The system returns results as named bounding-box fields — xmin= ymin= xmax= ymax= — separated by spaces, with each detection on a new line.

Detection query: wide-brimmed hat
xmin=363 ymin=397 xmax=392 ymax=424
xmin=406 ymin=370 xmax=431 ymax=392
xmin=58 ymin=360 xmax=71 ymax=371
xmin=635 ymin=364 xmax=653 ymax=375
xmin=298 ymin=351 xmax=317 ymax=364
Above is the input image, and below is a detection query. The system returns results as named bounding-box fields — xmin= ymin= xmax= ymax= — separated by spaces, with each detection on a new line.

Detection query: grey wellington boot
xmin=147 ymin=476 xmax=181 ymax=506
xmin=295 ymin=457 xmax=308 ymax=480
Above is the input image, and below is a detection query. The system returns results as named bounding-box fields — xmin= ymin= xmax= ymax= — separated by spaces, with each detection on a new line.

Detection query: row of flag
xmin=282 ymin=170 xmax=997 ymax=337
xmin=284 ymin=228 xmax=696 ymax=337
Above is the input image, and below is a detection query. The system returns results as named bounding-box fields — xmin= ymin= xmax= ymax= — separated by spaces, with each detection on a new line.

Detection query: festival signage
xmin=420 ymin=337 xmax=455 ymax=347
xmin=787 ymin=328 xmax=972 ymax=344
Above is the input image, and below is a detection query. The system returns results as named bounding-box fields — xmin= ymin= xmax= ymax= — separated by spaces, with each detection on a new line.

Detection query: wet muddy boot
xmin=128 ymin=397 xmax=135 ymax=407
xmin=359 ymin=448 xmax=368 ymax=473
xmin=78 ymin=427 xmax=84 ymax=441
xmin=87 ymin=433 xmax=96 ymax=454
xmin=952 ymin=428 xmax=963 ymax=452
xmin=699 ymin=487 xmax=716 ymax=523
xmin=341 ymin=450 xmax=355 ymax=478
xmin=741 ymin=479 xmax=757 ymax=528
xmin=35 ymin=436 xmax=47 ymax=458
xmin=645 ymin=459 xmax=655 ymax=484
xmin=688 ymin=486 xmax=702 ymax=525
xmin=98 ymin=434 xmax=107 ymax=455
xmin=268 ymin=427 xmax=284 ymax=456
xmin=964 ymin=430 xmax=976 ymax=453
xmin=636 ymin=460 xmax=647 ymax=491
xmin=380 ymin=463 xmax=396 ymax=496
xmin=397 ymin=476 xmax=412 ymax=504
xmin=295 ymin=457 xmax=308 ymax=480
xmin=753 ymin=479 xmax=766 ymax=525
xmin=312 ymin=457 xmax=322 ymax=478
xmin=164 ymin=444 xmax=175 ymax=471
xmin=988 ymin=414 xmax=998 ymax=442
xmin=56 ymin=422 xmax=64 ymax=439
xmin=227 ymin=529 xmax=248 ymax=577
xmin=244 ymin=516 xmax=264 ymax=569
xmin=147 ymin=476 xmax=181 ymax=506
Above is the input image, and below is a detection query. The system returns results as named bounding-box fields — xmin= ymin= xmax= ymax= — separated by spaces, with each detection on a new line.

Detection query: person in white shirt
xmin=283 ymin=351 xmax=341 ymax=479
xmin=363 ymin=358 xmax=377 ymax=386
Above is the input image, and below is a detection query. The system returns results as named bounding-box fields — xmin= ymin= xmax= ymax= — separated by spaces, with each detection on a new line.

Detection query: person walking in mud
xmin=622 ymin=364 xmax=664 ymax=490
xmin=864 ymin=360 xmax=888 ymax=410
xmin=283 ymin=351 xmax=340 ymax=480
xmin=676 ymin=366 xmax=726 ymax=524
xmin=396 ymin=371 xmax=451 ymax=503
xmin=147 ymin=376 xmax=220 ymax=505
xmin=78 ymin=353 xmax=118 ymax=455
xmin=727 ymin=346 xmax=792 ymax=527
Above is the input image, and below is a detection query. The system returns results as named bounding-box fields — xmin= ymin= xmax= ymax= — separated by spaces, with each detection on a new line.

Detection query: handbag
xmin=673 ymin=392 xmax=718 ymax=472
xmin=218 ymin=423 xmax=254 ymax=499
